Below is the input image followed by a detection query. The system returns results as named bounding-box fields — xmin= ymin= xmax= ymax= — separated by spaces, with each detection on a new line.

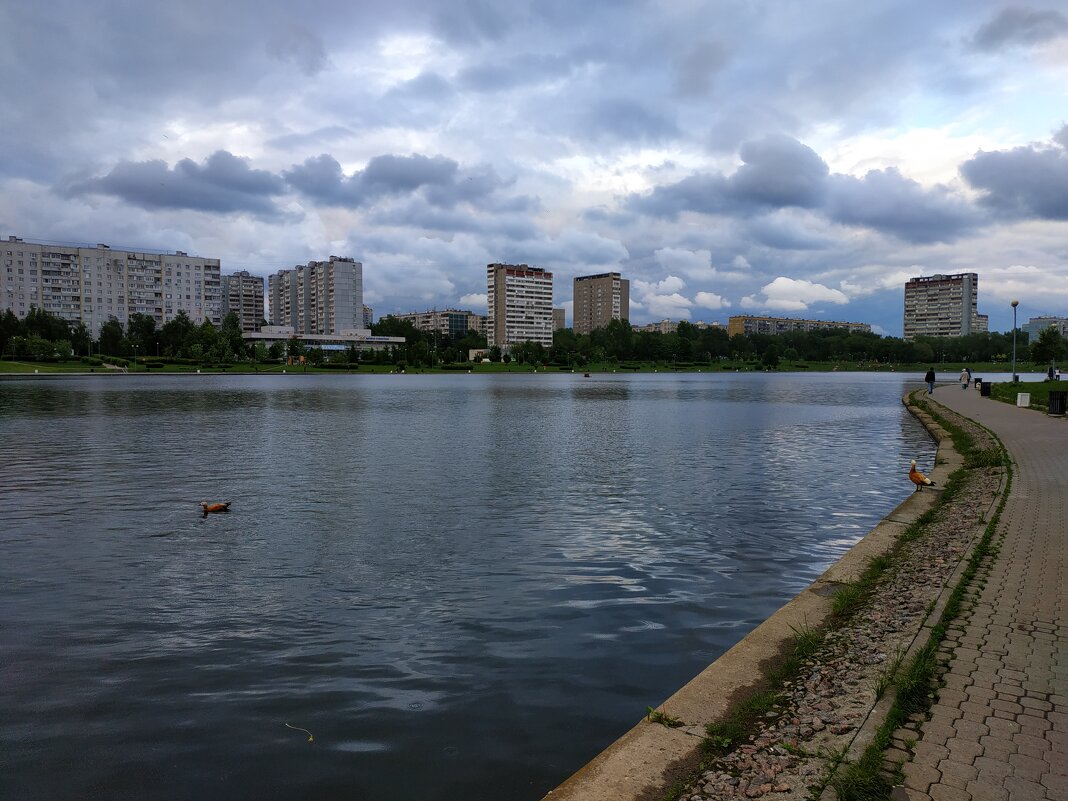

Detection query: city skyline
xmin=2 ymin=2 xmax=1067 ymax=336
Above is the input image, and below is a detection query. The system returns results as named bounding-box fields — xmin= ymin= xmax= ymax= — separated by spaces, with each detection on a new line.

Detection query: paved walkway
xmin=900 ymin=388 xmax=1066 ymax=801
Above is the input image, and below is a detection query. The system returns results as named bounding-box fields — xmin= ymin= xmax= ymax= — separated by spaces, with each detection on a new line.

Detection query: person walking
xmin=925 ymin=367 xmax=936 ymax=395
xmin=959 ymin=367 xmax=970 ymax=389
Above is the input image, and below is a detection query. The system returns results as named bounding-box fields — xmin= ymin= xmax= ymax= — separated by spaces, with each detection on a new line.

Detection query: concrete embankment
xmin=543 ymin=392 xmax=994 ymax=801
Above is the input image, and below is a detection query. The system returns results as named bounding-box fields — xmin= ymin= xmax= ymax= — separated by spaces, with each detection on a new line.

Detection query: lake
xmin=0 ymin=372 xmax=936 ymax=800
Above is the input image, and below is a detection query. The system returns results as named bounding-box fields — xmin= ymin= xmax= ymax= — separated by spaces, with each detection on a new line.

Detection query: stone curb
xmin=542 ymin=392 xmax=964 ymax=801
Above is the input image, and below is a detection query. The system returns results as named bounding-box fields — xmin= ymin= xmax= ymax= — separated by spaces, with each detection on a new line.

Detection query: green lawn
xmin=989 ymin=379 xmax=1068 ymax=412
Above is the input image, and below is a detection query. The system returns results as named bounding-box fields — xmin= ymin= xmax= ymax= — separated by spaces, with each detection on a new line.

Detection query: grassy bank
xmin=988 ymin=378 xmax=1067 ymax=411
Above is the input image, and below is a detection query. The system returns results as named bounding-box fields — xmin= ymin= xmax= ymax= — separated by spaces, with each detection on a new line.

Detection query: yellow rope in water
xmin=285 ymin=722 xmax=314 ymax=742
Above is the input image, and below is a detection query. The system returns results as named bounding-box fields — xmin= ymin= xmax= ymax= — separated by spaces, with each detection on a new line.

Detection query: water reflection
xmin=0 ymin=372 xmax=935 ymax=801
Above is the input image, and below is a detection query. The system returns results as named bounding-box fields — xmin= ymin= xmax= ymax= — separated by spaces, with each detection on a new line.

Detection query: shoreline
xmin=540 ymin=391 xmax=1004 ymax=800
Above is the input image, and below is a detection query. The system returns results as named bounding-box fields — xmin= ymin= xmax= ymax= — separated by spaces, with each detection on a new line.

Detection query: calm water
xmin=0 ymin=372 xmax=935 ymax=801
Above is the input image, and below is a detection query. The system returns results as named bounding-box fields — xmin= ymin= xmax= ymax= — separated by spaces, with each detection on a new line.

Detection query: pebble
xmin=678 ymin=406 xmax=1001 ymax=800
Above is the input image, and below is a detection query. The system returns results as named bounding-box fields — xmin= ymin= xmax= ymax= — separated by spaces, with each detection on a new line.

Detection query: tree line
xmin=2 ymin=307 xmax=1065 ymax=368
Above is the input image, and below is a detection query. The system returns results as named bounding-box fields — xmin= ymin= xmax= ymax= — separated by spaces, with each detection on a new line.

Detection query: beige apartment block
xmin=553 ymin=307 xmax=566 ymax=331
xmin=727 ymin=315 xmax=871 ymax=337
xmin=222 ymin=270 xmax=265 ymax=332
xmin=903 ymin=273 xmax=988 ymax=339
xmin=486 ymin=263 xmax=553 ymax=348
xmin=572 ymin=272 xmax=629 ymax=335
xmin=390 ymin=309 xmax=487 ymax=339
xmin=268 ymin=256 xmax=363 ymax=335
xmin=1 ymin=235 xmax=221 ymax=337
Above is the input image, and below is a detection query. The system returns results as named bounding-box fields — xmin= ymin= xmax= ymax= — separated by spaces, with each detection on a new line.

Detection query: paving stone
xmin=1002 ymin=776 xmax=1048 ymax=801
xmin=936 ymin=759 xmax=978 ymax=789
xmin=1010 ymin=753 xmax=1050 ymax=782
xmin=927 ymin=784 xmax=970 ymax=801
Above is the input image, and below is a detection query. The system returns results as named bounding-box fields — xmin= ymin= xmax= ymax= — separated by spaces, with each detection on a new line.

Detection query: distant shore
xmin=0 ymin=358 xmax=1042 ymax=378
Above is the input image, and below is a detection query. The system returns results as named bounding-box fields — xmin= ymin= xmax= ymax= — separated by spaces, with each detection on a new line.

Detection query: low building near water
xmin=242 ymin=325 xmax=404 ymax=352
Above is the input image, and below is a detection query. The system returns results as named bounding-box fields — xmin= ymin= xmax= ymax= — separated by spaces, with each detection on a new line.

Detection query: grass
xmin=825 ymin=395 xmax=1011 ymax=801
xmin=646 ymin=707 xmax=684 ymax=728
xmin=988 ymin=378 xmax=1067 ymax=411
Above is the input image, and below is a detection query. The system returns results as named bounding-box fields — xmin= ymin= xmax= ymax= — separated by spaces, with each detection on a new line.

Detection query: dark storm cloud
xmin=970 ymin=6 xmax=1068 ymax=50
xmin=627 ymin=135 xmax=828 ymax=218
xmin=731 ymin=135 xmax=829 ymax=208
xmin=960 ymin=128 xmax=1068 ymax=220
xmin=284 ymin=153 xmax=517 ymax=211
xmin=68 ymin=151 xmax=286 ymax=217
xmin=628 ymin=135 xmax=979 ymax=243
xmin=825 ymin=168 xmax=979 ymax=243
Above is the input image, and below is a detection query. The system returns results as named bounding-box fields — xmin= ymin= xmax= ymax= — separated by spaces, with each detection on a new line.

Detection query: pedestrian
xmin=925 ymin=367 xmax=936 ymax=395
xmin=1048 ymin=365 xmax=1055 ymax=382
xmin=959 ymin=366 xmax=970 ymax=389
xmin=1057 ymin=367 xmax=1063 ymax=381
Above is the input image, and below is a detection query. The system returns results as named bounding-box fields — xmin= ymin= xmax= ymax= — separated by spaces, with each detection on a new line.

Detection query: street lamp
xmin=1010 ymin=299 xmax=1019 ymax=383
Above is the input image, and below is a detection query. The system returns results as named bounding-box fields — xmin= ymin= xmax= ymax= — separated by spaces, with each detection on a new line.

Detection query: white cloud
xmin=654 ymin=247 xmax=712 ymax=279
xmin=644 ymin=292 xmax=693 ymax=319
xmin=459 ymin=292 xmax=487 ymax=309
xmin=741 ymin=276 xmax=848 ymax=312
xmin=694 ymin=291 xmax=730 ymax=310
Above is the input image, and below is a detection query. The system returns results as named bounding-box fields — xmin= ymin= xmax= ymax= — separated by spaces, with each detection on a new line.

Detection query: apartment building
xmin=362 ymin=305 xmax=374 ymax=328
xmin=1022 ymin=316 xmax=1068 ymax=342
xmin=390 ymin=309 xmax=487 ymax=339
xmin=1 ymin=235 xmax=221 ymax=337
xmin=268 ymin=256 xmax=363 ymax=335
xmin=486 ymin=263 xmax=553 ymax=348
xmin=903 ymin=273 xmax=989 ymax=339
xmin=727 ymin=315 xmax=871 ymax=337
xmin=572 ymin=272 xmax=629 ymax=335
xmin=553 ymin=308 xmax=566 ymax=331
xmin=222 ymin=270 xmax=265 ymax=332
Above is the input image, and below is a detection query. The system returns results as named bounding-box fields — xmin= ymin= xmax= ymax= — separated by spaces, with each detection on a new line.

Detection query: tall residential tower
xmin=903 ymin=273 xmax=988 ymax=339
xmin=221 ymin=270 xmax=265 ymax=332
xmin=572 ymin=272 xmax=629 ymax=335
xmin=268 ymin=256 xmax=363 ymax=334
xmin=486 ymin=263 xmax=553 ymax=348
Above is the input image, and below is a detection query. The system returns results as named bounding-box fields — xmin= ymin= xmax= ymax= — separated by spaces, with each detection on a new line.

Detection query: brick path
xmin=900 ymin=388 xmax=1067 ymax=801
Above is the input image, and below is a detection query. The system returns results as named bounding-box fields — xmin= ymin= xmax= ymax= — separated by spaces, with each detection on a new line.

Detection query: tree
xmin=160 ymin=311 xmax=194 ymax=358
xmin=127 ymin=313 xmax=157 ymax=355
xmin=220 ymin=312 xmax=245 ymax=359
xmin=1 ymin=309 xmax=21 ymax=357
xmin=1030 ymin=326 xmax=1066 ymax=367
xmin=99 ymin=317 xmax=124 ymax=356
xmin=762 ymin=345 xmax=780 ymax=368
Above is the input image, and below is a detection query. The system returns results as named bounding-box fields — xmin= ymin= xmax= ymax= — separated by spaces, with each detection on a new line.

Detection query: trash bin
xmin=1049 ymin=390 xmax=1067 ymax=416
xmin=973 ymin=377 xmax=982 ymax=389
xmin=1016 ymin=392 xmax=1031 ymax=408
xmin=980 ymin=381 xmax=991 ymax=397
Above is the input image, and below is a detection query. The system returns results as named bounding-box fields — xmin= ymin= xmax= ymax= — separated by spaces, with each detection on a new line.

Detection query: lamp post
xmin=1011 ymin=299 xmax=1019 ymax=383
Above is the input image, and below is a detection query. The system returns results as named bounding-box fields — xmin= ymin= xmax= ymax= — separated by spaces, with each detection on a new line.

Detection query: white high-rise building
xmin=486 ymin=263 xmax=553 ymax=348
xmin=1 ymin=235 xmax=221 ymax=336
xmin=268 ymin=256 xmax=363 ymax=335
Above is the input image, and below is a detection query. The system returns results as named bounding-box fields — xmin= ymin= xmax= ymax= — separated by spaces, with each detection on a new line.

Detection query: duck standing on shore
xmin=908 ymin=460 xmax=935 ymax=492
xmin=201 ymin=501 xmax=231 ymax=514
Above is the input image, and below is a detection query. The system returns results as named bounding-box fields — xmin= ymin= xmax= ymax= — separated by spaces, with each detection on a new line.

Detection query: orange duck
xmin=908 ymin=460 xmax=934 ymax=492
xmin=201 ymin=501 xmax=231 ymax=514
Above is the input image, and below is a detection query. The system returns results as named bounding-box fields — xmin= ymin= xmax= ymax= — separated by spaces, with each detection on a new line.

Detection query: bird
xmin=201 ymin=501 xmax=231 ymax=514
xmin=908 ymin=460 xmax=934 ymax=492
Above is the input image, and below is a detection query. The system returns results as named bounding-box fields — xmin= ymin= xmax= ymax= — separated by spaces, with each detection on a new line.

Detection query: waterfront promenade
xmin=901 ymin=388 xmax=1067 ymax=801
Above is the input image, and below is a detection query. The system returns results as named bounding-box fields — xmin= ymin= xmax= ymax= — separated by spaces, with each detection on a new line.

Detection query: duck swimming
xmin=201 ymin=501 xmax=231 ymax=514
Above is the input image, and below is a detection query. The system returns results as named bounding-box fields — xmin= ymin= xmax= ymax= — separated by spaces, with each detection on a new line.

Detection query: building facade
xmin=553 ymin=307 xmax=566 ymax=331
xmin=903 ymin=273 xmax=989 ymax=339
xmin=362 ymin=305 xmax=374 ymax=328
xmin=486 ymin=263 xmax=553 ymax=348
xmin=572 ymin=272 xmax=629 ymax=335
xmin=1022 ymin=316 xmax=1068 ymax=343
xmin=221 ymin=270 xmax=265 ymax=332
xmin=727 ymin=315 xmax=871 ymax=337
xmin=389 ymin=309 xmax=487 ymax=339
xmin=1 ymin=235 xmax=221 ymax=337
xmin=268 ymin=256 xmax=363 ymax=335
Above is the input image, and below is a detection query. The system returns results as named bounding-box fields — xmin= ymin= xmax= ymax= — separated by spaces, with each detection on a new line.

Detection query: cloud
xmin=266 ymin=23 xmax=330 ymax=76
xmin=825 ymin=167 xmax=979 ymax=243
xmin=742 ymin=277 xmax=849 ymax=312
xmin=459 ymin=292 xmax=488 ymax=310
xmin=959 ymin=127 xmax=1068 ymax=220
xmin=730 ymin=135 xmax=829 ymax=209
xmin=67 ymin=151 xmax=286 ymax=217
xmin=631 ymin=275 xmax=693 ymax=319
xmin=970 ymin=6 xmax=1068 ymax=51
xmin=694 ymin=291 xmax=730 ymax=310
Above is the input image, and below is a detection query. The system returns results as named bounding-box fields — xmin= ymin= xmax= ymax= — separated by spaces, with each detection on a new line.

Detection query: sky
xmin=2 ymin=1 xmax=1067 ymax=336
